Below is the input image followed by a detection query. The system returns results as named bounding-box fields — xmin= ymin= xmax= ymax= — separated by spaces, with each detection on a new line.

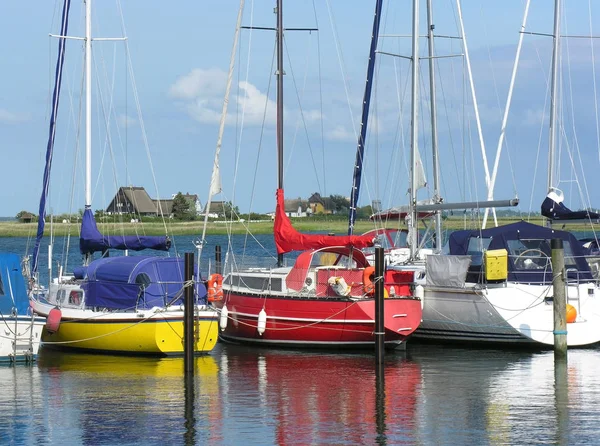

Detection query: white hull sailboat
xmin=371 ymin=0 xmax=600 ymax=347
xmin=0 ymin=253 xmax=44 ymax=363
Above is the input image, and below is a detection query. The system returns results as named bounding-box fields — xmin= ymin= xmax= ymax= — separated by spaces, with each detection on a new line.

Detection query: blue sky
xmin=1 ymin=0 xmax=599 ymax=218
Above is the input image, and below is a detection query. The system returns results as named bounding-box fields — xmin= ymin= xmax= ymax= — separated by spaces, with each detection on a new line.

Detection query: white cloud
xmin=236 ymin=81 xmax=276 ymax=126
xmin=170 ymin=68 xmax=325 ymax=128
xmin=169 ymin=68 xmax=226 ymax=100
xmin=118 ymin=114 xmax=137 ymax=128
xmin=326 ymin=125 xmax=355 ymax=142
xmin=523 ymin=108 xmax=546 ymax=127
xmin=0 ymin=109 xmax=29 ymax=124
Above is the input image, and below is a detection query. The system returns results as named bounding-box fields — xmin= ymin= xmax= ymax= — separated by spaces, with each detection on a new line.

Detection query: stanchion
xmin=215 ymin=245 xmax=222 ymax=275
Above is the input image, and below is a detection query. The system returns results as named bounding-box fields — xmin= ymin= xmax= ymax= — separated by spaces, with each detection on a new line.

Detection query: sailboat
xmin=27 ymin=0 xmax=218 ymax=355
xmin=363 ymin=0 xmax=600 ymax=347
xmin=207 ymin=0 xmax=422 ymax=349
xmin=0 ymin=253 xmax=44 ymax=363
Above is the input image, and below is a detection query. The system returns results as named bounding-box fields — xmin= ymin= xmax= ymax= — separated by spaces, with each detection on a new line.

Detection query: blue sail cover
xmin=31 ymin=0 xmax=72 ymax=275
xmin=80 ymin=209 xmax=171 ymax=255
xmin=541 ymin=196 xmax=600 ymax=221
xmin=0 ymin=253 xmax=30 ymax=316
xmin=81 ymin=256 xmax=206 ymax=310
xmin=448 ymin=221 xmax=593 ymax=283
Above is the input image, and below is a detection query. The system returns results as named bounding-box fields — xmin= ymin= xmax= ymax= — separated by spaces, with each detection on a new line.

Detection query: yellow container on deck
xmin=485 ymin=249 xmax=508 ymax=281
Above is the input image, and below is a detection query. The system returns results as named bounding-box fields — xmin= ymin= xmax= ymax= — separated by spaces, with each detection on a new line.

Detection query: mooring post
xmin=184 ymin=252 xmax=195 ymax=374
xmin=375 ymin=246 xmax=385 ymax=365
xmin=551 ymin=238 xmax=567 ymax=357
xmin=215 ymin=245 xmax=222 ymax=275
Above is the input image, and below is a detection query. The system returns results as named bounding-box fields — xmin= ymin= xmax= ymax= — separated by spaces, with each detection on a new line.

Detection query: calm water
xmin=2 ymin=236 xmax=600 ymax=444
xmin=2 ymin=344 xmax=600 ymax=445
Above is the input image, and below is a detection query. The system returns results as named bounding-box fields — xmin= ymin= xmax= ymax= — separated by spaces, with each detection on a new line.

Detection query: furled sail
xmin=274 ymin=189 xmax=374 ymax=254
xmin=79 ymin=208 xmax=171 ymax=254
xmin=541 ymin=189 xmax=600 ymax=221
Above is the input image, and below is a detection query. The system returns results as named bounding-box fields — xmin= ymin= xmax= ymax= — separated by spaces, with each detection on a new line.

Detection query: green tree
xmin=172 ymin=192 xmax=192 ymax=220
xmin=329 ymin=194 xmax=350 ymax=215
xmin=223 ymin=201 xmax=240 ymax=220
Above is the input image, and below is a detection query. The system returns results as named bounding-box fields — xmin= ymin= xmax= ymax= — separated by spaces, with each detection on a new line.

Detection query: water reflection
xmin=215 ymin=345 xmax=421 ymax=445
xmin=1 ymin=344 xmax=600 ymax=444
xmin=35 ymin=348 xmax=219 ymax=445
xmin=484 ymin=349 xmax=600 ymax=445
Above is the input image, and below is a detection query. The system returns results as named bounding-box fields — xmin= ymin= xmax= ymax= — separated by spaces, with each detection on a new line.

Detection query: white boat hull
xmin=415 ymin=281 xmax=600 ymax=346
xmin=0 ymin=315 xmax=45 ymax=363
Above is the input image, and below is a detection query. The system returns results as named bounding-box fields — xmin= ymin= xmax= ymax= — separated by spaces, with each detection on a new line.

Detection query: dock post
xmin=184 ymin=252 xmax=195 ymax=374
xmin=375 ymin=246 xmax=385 ymax=365
xmin=551 ymin=238 xmax=567 ymax=357
xmin=215 ymin=245 xmax=222 ymax=275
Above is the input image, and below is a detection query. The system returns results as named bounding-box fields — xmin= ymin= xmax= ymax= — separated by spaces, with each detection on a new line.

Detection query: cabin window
xmin=311 ymin=253 xmax=357 ymax=268
xmin=0 ymin=275 xmax=4 ymax=296
xmin=467 ymin=237 xmax=492 ymax=266
xmin=135 ymin=273 xmax=152 ymax=291
xmin=507 ymin=238 xmax=577 ymax=270
xmin=69 ymin=290 xmax=82 ymax=305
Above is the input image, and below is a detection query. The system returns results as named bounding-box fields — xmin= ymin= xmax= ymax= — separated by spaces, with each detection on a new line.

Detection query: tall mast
xmin=347 ymin=0 xmax=383 ymax=235
xmin=426 ymin=0 xmax=441 ymax=252
xmin=409 ymin=0 xmax=420 ymax=260
xmin=276 ymin=0 xmax=284 ymax=266
xmin=547 ymin=0 xmax=561 ymax=197
xmin=85 ymin=0 xmax=92 ymax=209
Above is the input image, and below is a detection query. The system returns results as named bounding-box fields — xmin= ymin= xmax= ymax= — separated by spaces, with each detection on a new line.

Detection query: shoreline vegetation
xmin=0 ymin=217 xmax=555 ymax=238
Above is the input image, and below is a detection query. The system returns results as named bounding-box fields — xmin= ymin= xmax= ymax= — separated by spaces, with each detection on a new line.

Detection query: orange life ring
xmin=207 ymin=273 xmax=224 ymax=302
xmin=363 ymin=266 xmax=375 ymax=295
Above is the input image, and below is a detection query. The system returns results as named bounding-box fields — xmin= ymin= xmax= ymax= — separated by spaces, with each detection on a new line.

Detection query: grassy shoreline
xmin=0 ymin=217 xmax=553 ymax=238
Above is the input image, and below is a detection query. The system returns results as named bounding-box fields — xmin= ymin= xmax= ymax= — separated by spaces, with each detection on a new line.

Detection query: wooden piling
xmin=551 ymin=238 xmax=567 ymax=357
xmin=375 ymin=246 xmax=385 ymax=365
xmin=184 ymin=252 xmax=195 ymax=374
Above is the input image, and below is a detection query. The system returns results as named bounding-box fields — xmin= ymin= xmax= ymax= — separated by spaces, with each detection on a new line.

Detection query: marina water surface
xmin=2 ymin=343 xmax=600 ymax=444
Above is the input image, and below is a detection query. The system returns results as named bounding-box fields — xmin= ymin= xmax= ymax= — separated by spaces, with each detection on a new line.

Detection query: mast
xmin=31 ymin=0 xmax=72 ymax=277
xmin=425 ymin=0 xmax=441 ymax=252
xmin=85 ymin=0 xmax=92 ymax=209
xmin=347 ymin=0 xmax=383 ymax=236
xmin=547 ymin=0 xmax=561 ymax=201
xmin=276 ymin=0 xmax=284 ymax=266
xmin=409 ymin=0 xmax=420 ymax=260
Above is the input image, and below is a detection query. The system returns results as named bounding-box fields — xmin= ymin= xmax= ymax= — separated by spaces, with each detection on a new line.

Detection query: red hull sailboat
xmin=215 ymin=191 xmax=422 ymax=349
xmin=210 ymin=0 xmax=421 ymax=349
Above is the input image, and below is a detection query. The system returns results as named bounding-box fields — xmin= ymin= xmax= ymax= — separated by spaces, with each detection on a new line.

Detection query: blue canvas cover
xmin=79 ymin=208 xmax=171 ymax=255
xmin=0 ymin=253 xmax=30 ymax=316
xmin=541 ymin=196 xmax=600 ymax=221
xmin=448 ymin=221 xmax=593 ymax=283
xmin=81 ymin=256 xmax=207 ymax=310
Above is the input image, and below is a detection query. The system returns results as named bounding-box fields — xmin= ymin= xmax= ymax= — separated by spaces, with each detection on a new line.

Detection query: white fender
xmin=219 ymin=305 xmax=228 ymax=331
xmin=415 ymin=284 xmax=424 ymax=310
xmin=257 ymin=309 xmax=267 ymax=335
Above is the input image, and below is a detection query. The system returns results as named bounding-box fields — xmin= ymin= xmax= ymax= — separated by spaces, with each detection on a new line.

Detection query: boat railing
xmin=564 ymin=267 xmax=583 ymax=318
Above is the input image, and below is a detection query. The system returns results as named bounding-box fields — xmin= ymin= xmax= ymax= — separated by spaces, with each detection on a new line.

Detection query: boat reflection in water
xmin=485 ymin=350 xmax=600 ymax=445
xmin=4 ymin=344 xmax=600 ymax=444
xmin=215 ymin=345 xmax=422 ymax=445
xmin=35 ymin=349 xmax=220 ymax=445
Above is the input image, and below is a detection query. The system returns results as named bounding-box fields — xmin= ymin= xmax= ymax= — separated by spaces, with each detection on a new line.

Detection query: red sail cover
xmin=274 ymin=189 xmax=374 ymax=254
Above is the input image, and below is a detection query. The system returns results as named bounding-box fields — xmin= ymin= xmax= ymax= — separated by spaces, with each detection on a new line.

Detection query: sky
xmin=0 ymin=0 xmax=599 ymax=218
